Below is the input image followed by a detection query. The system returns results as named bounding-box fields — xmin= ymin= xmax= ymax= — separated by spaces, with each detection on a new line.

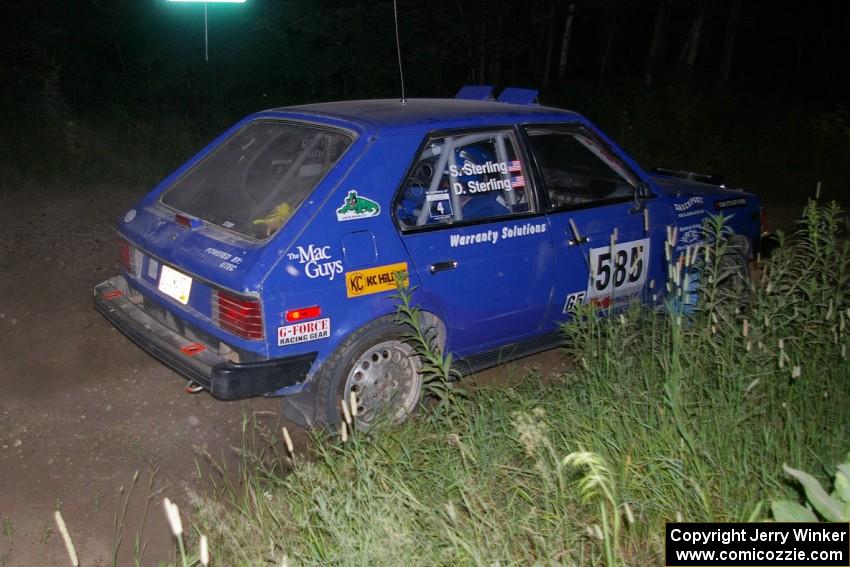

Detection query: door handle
xmin=429 ymin=260 xmax=458 ymax=274
xmin=567 ymin=218 xmax=589 ymax=246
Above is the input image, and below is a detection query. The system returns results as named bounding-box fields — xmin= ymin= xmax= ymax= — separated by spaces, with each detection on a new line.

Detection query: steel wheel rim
xmin=343 ymin=340 xmax=421 ymax=428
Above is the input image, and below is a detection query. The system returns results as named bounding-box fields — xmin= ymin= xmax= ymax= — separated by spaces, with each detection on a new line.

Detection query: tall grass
xmin=180 ymin=200 xmax=849 ymax=566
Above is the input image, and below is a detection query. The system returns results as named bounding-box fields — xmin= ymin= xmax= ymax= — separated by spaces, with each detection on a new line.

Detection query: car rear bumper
xmin=93 ymin=276 xmax=316 ymax=400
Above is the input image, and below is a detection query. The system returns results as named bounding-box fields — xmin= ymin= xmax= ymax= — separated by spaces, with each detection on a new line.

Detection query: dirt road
xmin=0 ymin=182 xmax=815 ymax=566
xmin=0 ymin=184 xmax=294 ymax=566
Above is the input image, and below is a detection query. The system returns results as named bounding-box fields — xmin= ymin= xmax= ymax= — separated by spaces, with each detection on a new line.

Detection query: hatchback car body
xmin=94 ymin=86 xmax=763 ymax=428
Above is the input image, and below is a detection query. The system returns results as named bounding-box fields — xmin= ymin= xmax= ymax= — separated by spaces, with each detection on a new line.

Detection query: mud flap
xmin=280 ymin=385 xmax=319 ymax=428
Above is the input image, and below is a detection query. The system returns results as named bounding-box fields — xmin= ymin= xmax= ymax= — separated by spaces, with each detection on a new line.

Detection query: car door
xmin=395 ymin=129 xmax=555 ymax=357
xmin=522 ymin=124 xmax=668 ymax=331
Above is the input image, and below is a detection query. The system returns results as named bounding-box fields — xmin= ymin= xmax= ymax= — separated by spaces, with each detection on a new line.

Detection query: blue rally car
xmin=94 ymin=86 xmax=763 ymax=428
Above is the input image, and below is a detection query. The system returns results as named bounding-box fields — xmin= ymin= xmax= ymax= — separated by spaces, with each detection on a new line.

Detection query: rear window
xmin=161 ymin=120 xmax=354 ymax=240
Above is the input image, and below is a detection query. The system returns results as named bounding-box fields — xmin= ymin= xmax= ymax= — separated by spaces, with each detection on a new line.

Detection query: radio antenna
xmin=393 ymin=0 xmax=406 ymax=104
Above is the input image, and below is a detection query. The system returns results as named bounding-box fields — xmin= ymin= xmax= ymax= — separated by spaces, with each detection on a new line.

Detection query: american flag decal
xmin=508 ymin=160 xmax=522 ymax=172
xmin=511 ymin=175 xmax=526 ymax=188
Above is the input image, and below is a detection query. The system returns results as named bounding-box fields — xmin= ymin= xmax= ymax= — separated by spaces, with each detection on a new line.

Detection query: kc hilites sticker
xmin=346 ymin=262 xmax=408 ymax=298
xmin=278 ymin=317 xmax=331 ymax=346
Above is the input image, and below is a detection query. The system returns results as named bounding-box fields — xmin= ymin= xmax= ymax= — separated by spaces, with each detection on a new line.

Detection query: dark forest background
xmin=2 ymin=0 xmax=849 ymax=199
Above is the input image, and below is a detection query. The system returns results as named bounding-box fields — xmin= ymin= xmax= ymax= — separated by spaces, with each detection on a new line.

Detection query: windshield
xmin=161 ymin=120 xmax=354 ymax=239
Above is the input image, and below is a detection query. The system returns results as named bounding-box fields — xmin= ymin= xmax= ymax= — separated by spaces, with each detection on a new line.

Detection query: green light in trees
xmin=165 ymin=0 xmax=247 ymax=61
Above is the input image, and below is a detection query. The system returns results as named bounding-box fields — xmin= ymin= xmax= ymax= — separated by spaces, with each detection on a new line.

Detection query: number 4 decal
xmin=587 ymin=238 xmax=649 ymax=300
xmin=428 ymin=192 xmax=453 ymax=219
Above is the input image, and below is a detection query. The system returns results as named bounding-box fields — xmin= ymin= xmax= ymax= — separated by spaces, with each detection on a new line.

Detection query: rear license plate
xmin=158 ymin=265 xmax=192 ymax=305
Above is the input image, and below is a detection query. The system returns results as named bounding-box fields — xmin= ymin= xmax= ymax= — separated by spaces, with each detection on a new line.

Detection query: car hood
xmin=649 ymin=173 xmax=761 ymax=213
xmin=648 ymin=174 xmax=749 ymax=198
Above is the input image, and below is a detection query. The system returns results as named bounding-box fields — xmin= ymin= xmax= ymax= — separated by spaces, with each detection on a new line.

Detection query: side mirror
xmin=632 ymin=182 xmax=650 ymax=213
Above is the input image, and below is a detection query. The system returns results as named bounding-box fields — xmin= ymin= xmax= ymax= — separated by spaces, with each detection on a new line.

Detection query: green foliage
xmin=1 ymin=518 xmax=12 ymax=538
xmin=772 ymin=453 xmax=850 ymax=522
xmin=563 ymin=450 xmax=624 ymax=566
xmin=392 ymin=275 xmax=466 ymax=413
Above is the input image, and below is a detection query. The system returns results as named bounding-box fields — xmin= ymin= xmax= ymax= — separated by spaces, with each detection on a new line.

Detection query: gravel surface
xmin=0 ymin=184 xmax=289 ymax=566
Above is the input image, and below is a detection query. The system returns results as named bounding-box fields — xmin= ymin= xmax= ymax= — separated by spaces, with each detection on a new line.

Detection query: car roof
xmin=265 ymin=98 xmax=585 ymax=135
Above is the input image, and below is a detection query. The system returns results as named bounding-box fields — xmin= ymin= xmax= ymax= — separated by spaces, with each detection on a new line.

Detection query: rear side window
xmin=161 ymin=120 xmax=354 ymax=240
xmin=396 ymin=131 xmax=532 ymax=228
xmin=524 ymin=127 xmax=637 ymax=209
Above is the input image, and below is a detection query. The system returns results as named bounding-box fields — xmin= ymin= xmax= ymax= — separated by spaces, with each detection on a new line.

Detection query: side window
xmin=524 ymin=127 xmax=637 ymax=209
xmin=396 ymin=131 xmax=531 ymax=228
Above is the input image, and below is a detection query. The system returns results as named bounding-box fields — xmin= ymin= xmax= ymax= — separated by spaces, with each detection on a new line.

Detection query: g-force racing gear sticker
xmin=278 ymin=318 xmax=331 ymax=346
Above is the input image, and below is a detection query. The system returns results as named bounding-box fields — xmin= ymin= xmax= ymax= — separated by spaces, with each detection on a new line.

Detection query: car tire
xmin=670 ymin=244 xmax=751 ymax=316
xmin=717 ymin=247 xmax=751 ymax=296
xmin=314 ymin=317 xmax=422 ymax=430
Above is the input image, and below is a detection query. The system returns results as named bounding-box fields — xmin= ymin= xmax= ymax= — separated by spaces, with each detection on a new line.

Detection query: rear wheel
xmin=315 ymin=318 xmax=422 ymax=430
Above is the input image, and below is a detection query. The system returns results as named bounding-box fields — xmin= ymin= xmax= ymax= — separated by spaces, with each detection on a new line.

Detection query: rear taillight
xmin=212 ymin=289 xmax=264 ymax=340
xmin=118 ymin=238 xmax=139 ymax=275
xmin=760 ymin=206 xmax=768 ymax=235
xmin=119 ymin=239 xmax=131 ymax=271
xmin=285 ymin=305 xmax=321 ymax=322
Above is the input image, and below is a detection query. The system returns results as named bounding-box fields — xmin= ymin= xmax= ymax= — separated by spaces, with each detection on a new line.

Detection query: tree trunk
xmin=454 ymin=0 xmax=477 ymax=85
xmin=557 ymin=3 xmax=575 ymax=79
xmin=820 ymin=19 xmax=833 ymax=98
xmin=478 ymin=20 xmax=487 ymax=83
xmin=793 ymin=15 xmax=806 ymax=88
xmin=720 ymin=0 xmax=741 ymax=82
xmin=543 ymin=2 xmax=556 ymax=87
xmin=681 ymin=1 xmax=707 ymax=75
xmin=645 ymin=0 xmax=667 ymax=87
xmin=493 ymin=13 xmax=504 ymax=86
xmin=598 ymin=8 xmax=618 ymax=86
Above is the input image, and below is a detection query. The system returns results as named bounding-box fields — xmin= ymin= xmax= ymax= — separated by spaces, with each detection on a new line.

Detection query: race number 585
xmin=588 ymin=238 xmax=649 ymax=299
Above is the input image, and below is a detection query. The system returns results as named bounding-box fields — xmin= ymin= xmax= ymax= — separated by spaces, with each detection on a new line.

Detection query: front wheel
xmin=717 ymin=250 xmax=751 ymax=295
xmin=315 ymin=318 xmax=422 ymax=430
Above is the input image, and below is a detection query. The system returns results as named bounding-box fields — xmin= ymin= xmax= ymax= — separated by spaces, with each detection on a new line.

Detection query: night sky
xmin=2 ymin=0 xmax=849 ymax=194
